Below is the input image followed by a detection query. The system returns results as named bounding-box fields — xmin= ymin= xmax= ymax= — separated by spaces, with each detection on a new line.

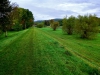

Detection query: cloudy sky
xmin=10 ymin=0 xmax=100 ymax=21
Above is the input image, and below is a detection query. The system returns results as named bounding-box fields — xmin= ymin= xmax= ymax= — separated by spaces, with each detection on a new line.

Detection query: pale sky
xmin=10 ymin=0 xmax=100 ymax=21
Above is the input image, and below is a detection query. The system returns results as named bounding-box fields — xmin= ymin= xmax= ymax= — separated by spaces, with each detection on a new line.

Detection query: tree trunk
xmin=25 ymin=23 xmax=26 ymax=29
xmin=5 ymin=30 xmax=7 ymax=37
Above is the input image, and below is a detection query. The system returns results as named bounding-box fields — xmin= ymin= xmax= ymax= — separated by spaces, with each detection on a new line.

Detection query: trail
xmin=0 ymin=28 xmax=35 ymax=75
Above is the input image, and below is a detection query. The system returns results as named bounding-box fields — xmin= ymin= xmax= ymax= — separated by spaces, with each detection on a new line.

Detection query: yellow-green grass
xmin=0 ymin=27 xmax=100 ymax=75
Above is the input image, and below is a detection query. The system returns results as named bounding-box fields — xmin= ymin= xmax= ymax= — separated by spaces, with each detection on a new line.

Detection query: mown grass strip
xmin=0 ymin=29 xmax=28 ymax=51
xmin=38 ymin=27 xmax=100 ymax=69
xmin=33 ymin=28 xmax=100 ymax=75
xmin=0 ymin=28 xmax=35 ymax=75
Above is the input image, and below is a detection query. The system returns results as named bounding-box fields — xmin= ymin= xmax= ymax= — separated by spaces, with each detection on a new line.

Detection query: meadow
xmin=0 ymin=27 xmax=100 ymax=75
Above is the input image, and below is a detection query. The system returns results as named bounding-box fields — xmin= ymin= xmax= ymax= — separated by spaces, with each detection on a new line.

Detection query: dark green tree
xmin=0 ymin=0 xmax=12 ymax=37
xmin=9 ymin=3 xmax=20 ymax=31
xmin=21 ymin=9 xmax=34 ymax=29
xmin=44 ymin=20 xmax=50 ymax=26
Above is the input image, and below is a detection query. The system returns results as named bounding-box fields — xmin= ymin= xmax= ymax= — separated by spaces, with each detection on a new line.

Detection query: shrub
xmin=50 ymin=19 xmax=59 ymax=31
xmin=13 ymin=22 xmax=23 ymax=31
xmin=36 ymin=23 xmax=44 ymax=28
xmin=51 ymin=21 xmax=59 ymax=31
xmin=62 ymin=16 xmax=76 ymax=35
xmin=75 ymin=14 xmax=99 ymax=39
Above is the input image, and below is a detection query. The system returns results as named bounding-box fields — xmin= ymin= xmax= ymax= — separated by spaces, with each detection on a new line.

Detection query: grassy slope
xmin=0 ymin=30 xmax=28 ymax=51
xmin=39 ymin=27 xmax=100 ymax=68
xmin=0 ymin=27 xmax=100 ymax=75
xmin=0 ymin=28 xmax=35 ymax=75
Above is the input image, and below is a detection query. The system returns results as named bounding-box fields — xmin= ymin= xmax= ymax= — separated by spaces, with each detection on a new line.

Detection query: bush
xmin=99 ymin=29 xmax=100 ymax=33
xmin=0 ymin=29 xmax=3 ymax=35
xmin=13 ymin=23 xmax=23 ymax=31
xmin=50 ymin=21 xmax=59 ymax=31
xmin=62 ymin=16 xmax=76 ymax=35
xmin=75 ymin=14 xmax=99 ymax=39
xmin=36 ymin=23 xmax=44 ymax=28
xmin=0 ymin=26 xmax=3 ymax=35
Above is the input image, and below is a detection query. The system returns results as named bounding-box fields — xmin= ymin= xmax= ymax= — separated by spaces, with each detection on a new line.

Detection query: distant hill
xmin=35 ymin=18 xmax=62 ymax=23
xmin=53 ymin=18 xmax=62 ymax=21
xmin=35 ymin=20 xmax=44 ymax=23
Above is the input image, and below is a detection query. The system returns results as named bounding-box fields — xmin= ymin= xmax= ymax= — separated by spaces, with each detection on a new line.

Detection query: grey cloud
xmin=10 ymin=0 xmax=100 ymax=20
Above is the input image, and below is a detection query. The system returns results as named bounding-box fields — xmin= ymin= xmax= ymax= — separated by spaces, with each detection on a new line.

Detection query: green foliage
xmin=50 ymin=19 xmax=59 ymax=31
xmin=62 ymin=17 xmax=67 ymax=34
xmin=52 ymin=21 xmax=59 ymax=31
xmin=0 ymin=26 xmax=2 ymax=34
xmin=0 ymin=0 xmax=12 ymax=36
xmin=62 ymin=16 xmax=76 ymax=35
xmin=75 ymin=14 xmax=99 ymax=39
xmin=67 ymin=16 xmax=76 ymax=35
xmin=0 ymin=29 xmax=3 ymax=35
xmin=36 ymin=23 xmax=44 ymax=28
xmin=44 ymin=20 xmax=50 ymax=26
xmin=99 ymin=29 xmax=100 ymax=33
xmin=9 ymin=7 xmax=34 ymax=31
xmin=20 ymin=8 xmax=34 ymax=29
xmin=13 ymin=22 xmax=23 ymax=31
xmin=58 ymin=19 xmax=63 ymax=26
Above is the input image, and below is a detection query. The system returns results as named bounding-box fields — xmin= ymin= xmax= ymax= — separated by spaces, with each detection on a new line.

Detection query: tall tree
xmin=9 ymin=3 xmax=20 ymax=30
xmin=0 ymin=0 xmax=12 ymax=37
xmin=21 ymin=9 xmax=34 ymax=29
xmin=44 ymin=20 xmax=50 ymax=26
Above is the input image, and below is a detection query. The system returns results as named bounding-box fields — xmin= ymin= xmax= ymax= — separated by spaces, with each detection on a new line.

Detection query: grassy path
xmin=0 ymin=28 xmax=35 ymax=75
xmin=0 ymin=27 xmax=100 ymax=75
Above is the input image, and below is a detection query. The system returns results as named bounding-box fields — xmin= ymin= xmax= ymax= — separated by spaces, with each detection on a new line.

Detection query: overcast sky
xmin=10 ymin=0 xmax=100 ymax=21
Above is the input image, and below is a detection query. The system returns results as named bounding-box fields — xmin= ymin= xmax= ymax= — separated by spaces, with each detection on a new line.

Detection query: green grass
xmin=39 ymin=27 xmax=100 ymax=68
xmin=0 ymin=27 xmax=100 ymax=75
xmin=0 ymin=30 xmax=28 ymax=51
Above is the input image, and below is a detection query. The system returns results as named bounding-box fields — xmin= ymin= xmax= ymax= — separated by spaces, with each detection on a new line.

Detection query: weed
xmin=65 ymin=50 xmax=72 ymax=56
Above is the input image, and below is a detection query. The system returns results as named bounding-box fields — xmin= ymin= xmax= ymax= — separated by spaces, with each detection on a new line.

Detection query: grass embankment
xmin=0 ymin=30 xmax=28 ymax=51
xmin=0 ymin=28 xmax=35 ymax=75
xmin=39 ymin=27 xmax=100 ymax=68
xmin=0 ymin=27 xmax=100 ymax=75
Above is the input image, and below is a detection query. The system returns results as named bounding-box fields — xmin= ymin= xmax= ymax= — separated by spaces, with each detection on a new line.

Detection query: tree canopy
xmin=0 ymin=0 xmax=12 ymax=36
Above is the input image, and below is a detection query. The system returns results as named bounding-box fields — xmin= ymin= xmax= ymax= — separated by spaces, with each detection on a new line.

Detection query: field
xmin=0 ymin=27 xmax=100 ymax=75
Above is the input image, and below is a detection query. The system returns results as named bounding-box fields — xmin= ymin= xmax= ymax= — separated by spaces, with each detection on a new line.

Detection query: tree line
xmin=36 ymin=14 xmax=99 ymax=39
xmin=62 ymin=14 xmax=99 ymax=39
xmin=0 ymin=0 xmax=34 ymax=37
